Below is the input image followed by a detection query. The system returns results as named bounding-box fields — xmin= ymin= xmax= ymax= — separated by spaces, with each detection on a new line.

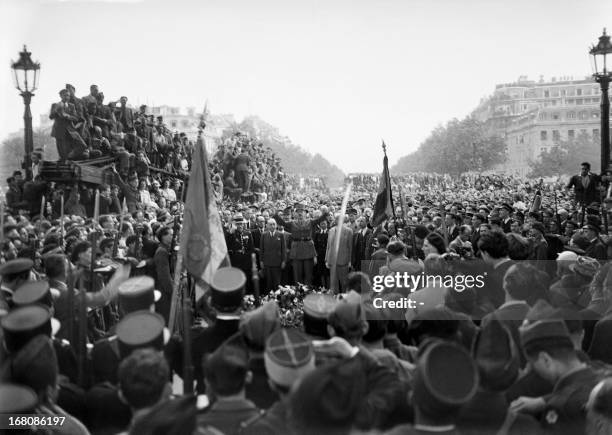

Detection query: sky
xmin=1 ymin=0 xmax=610 ymax=173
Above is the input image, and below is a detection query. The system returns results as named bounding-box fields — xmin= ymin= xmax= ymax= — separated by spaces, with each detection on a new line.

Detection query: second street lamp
xmin=590 ymin=29 xmax=612 ymax=175
xmin=11 ymin=45 xmax=41 ymax=181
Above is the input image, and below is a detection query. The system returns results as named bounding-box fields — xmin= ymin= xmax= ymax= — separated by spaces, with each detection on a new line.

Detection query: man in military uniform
xmin=88 ymin=310 xmax=167 ymax=434
xmin=226 ymin=213 xmax=255 ymax=293
xmin=511 ymin=309 xmax=602 ymax=435
xmin=89 ymin=276 xmax=161 ymax=384
xmin=191 ymin=267 xmax=246 ymax=394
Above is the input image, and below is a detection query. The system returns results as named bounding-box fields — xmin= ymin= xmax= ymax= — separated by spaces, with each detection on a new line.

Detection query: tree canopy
xmin=392 ymin=116 xmax=506 ymax=175
xmin=218 ymin=115 xmax=345 ymax=187
xmin=527 ymin=132 xmax=600 ymax=178
xmin=0 ymin=128 xmax=53 ymax=182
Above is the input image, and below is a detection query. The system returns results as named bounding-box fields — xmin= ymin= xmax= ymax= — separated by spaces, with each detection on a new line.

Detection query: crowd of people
xmin=3 ymin=111 xmax=612 ymax=435
xmin=210 ymin=134 xmax=292 ymax=202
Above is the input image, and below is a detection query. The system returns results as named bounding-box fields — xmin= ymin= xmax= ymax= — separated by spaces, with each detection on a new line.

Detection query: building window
xmin=593 ymin=129 xmax=600 ymax=136
xmin=553 ymin=130 xmax=560 ymax=141
xmin=577 ymin=89 xmax=582 ymax=96
xmin=568 ymin=129 xmax=575 ymax=139
xmin=182 ymin=119 xmax=189 ymax=127
xmin=581 ymin=129 xmax=587 ymax=135
xmin=561 ymin=90 xmax=566 ymax=96
xmin=592 ymin=112 xmax=599 ymax=118
xmin=539 ymin=112 xmax=547 ymax=121
xmin=552 ymin=100 xmax=557 ymax=106
xmin=567 ymin=111 xmax=575 ymax=119
xmin=578 ymin=111 xmax=587 ymax=120
xmin=171 ymin=120 xmax=177 ymax=128
xmin=552 ymin=113 xmax=560 ymax=120
xmin=544 ymin=90 xmax=550 ymax=98
xmin=576 ymin=99 xmax=583 ymax=105
xmin=540 ymin=147 xmax=547 ymax=154
xmin=540 ymin=130 xmax=547 ymax=141
xmin=520 ymin=135 xmax=524 ymax=144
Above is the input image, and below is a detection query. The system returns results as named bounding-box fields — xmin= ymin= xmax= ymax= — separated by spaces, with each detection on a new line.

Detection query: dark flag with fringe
xmin=372 ymin=141 xmax=394 ymax=226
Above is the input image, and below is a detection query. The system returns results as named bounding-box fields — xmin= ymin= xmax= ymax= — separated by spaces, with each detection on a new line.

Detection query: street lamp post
xmin=590 ymin=29 xmax=612 ymax=174
xmin=11 ymin=46 xmax=41 ymax=181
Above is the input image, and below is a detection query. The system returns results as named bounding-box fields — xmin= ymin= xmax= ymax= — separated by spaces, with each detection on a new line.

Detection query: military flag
xmin=372 ymin=141 xmax=395 ymax=226
xmin=179 ymin=136 xmax=229 ymax=284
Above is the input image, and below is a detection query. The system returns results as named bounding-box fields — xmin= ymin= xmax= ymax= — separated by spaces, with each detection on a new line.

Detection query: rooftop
xmin=495 ymin=75 xmax=595 ymax=89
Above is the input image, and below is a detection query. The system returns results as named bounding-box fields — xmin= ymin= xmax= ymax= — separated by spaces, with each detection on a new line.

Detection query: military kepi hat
xmin=211 ymin=267 xmax=246 ymax=313
xmin=1 ymin=305 xmax=52 ymax=353
xmin=265 ymin=329 xmax=315 ymax=388
xmin=118 ymin=276 xmax=160 ymax=314
xmin=13 ymin=281 xmax=53 ymax=308
xmin=0 ymin=258 xmax=33 ymax=277
xmin=116 ymin=311 xmax=166 ymax=359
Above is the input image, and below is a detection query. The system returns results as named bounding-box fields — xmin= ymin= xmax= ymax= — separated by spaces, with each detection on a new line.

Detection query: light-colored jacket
xmin=325 ymin=225 xmax=353 ymax=266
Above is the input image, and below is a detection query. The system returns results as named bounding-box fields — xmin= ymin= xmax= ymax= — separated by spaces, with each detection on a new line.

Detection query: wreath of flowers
xmin=242 ymin=284 xmax=334 ymax=328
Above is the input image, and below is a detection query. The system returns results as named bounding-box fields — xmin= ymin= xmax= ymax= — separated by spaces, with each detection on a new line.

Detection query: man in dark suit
xmin=566 ymin=162 xmax=601 ymax=207
xmin=313 ymin=220 xmax=330 ymax=288
xmin=116 ymin=96 xmax=135 ymax=133
xmin=153 ymin=226 xmax=174 ymax=324
xmin=250 ymin=215 xmax=265 ymax=277
xmin=352 ymin=217 xmax=372 ymax=272
xmin=367 ymin=233 xmax=389 ymax=282
xmin=260 ymin=219 xmax=286 ymax=294
xmin=481 ymin=262 xmax=531 ymax=366
xmin=500 ymin=203 xmax=513 ymax=233
xmin=250 ymin=215 xmax=265 ymax=255
xmin=477 ymin=231 xmax=515 ymax=311
xmin=49 ymin=89 xmax=79 ymax=161
xmin=445 ymin=213 xmax=461 ymax=241
xmin=470 ymin=213 xmax=486 ymax=255
xmin=582 ymin=223 xmax=607 ymax=261
xmin=233 ymin=148 xmax=251 ymax=191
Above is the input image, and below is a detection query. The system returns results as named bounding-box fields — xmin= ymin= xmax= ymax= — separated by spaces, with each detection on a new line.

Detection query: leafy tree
xmin=527 ymin=132 xmax=599 ymax=178
xmin=0 ymin=127 xmax=53 ymax=181
xmin=392 ymin=116 xmax=506 ymax=175
xmin=217 ymin=115 xmax=345 ymax=187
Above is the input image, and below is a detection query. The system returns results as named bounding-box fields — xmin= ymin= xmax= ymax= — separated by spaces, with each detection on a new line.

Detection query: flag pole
xmin=168 ymin=247 xmax=183 ymax=335
xmin=0 ymin=200 xmax=4 ymax=245
xmin=40 ymin=195 xmax=46 ymax=221
xmin=331 ymin=182 xmax=352 ymax=293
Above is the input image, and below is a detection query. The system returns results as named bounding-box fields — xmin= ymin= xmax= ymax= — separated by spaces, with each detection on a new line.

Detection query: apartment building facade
xmin=473 ymin=76 xmax=605 ymax=176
